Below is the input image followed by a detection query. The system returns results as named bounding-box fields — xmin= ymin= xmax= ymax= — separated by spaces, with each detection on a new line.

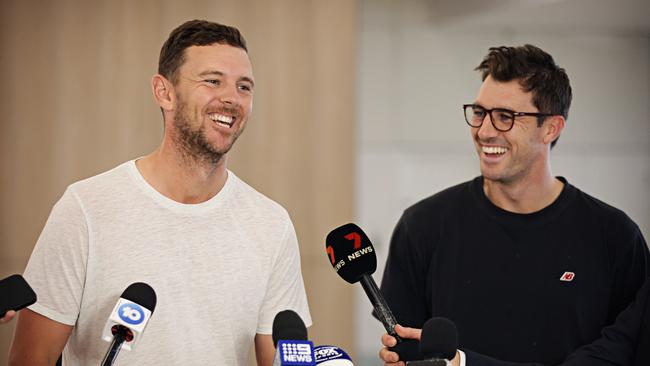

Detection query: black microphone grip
xmin=360 ymin=274 xmax=403 ymax=343
xmin=101 ymin=328 xmax=127 ymax=366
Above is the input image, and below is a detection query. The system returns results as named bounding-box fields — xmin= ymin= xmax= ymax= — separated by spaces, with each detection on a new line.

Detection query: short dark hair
xmin=475 ymin=44 xmax=572 ymax=148
xmin=158 ymin=20 xmax=247 ymax=84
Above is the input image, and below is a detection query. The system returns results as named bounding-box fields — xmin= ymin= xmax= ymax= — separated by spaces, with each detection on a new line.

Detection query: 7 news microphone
xmin=406 ymin=317 xmax=458 ymax=366
xmin=100 ymin=282 xmax=157 ymax=366
xmin=325 ymin=224 xmax=403 ymax=343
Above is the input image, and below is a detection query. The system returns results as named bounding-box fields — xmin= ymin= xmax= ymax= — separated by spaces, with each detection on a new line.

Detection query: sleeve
xmin=464 ymin=281 xmax=650 ymax=366
xmin=255 ymin=216 xmax=312 ymax=334
xmin=606 ymin=214 xmax=649 ymax=323
xmin=562 ymin=279 xmax=649 ymax=366
xmin=378 ymin=212 xmax=432 ymax=361
xmin=23 ymin=187 xmax=89 ymax=326
xmin=380 ymin=212 xmax=430 ymax=328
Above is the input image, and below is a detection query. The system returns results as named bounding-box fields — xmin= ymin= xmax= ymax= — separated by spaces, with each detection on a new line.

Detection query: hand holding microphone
xmin=381 ymin=318 xmax=460 ymax=366
xmin=406 ymin=317 xmax=458 ymax=366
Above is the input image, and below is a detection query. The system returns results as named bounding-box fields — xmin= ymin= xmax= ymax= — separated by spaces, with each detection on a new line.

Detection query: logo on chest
xmin=560 ymin=271 xmax=576 ymax=282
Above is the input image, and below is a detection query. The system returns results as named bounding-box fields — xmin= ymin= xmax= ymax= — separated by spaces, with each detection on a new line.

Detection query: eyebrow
xmin=197 ymin=70 xmax=255 ymax=87
xmin=473 ymin=102 xmax=515 ymax=111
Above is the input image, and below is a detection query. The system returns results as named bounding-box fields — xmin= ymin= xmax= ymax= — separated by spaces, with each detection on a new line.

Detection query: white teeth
xmin=482 ymin=146 xmax=508 ymax=154
xmin=208 ymin=113 xmax=234 ymax=125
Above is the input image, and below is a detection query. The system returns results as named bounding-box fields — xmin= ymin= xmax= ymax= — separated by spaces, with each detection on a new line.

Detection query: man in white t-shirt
xmin=9 ymin=20 xmax=311 ymax=366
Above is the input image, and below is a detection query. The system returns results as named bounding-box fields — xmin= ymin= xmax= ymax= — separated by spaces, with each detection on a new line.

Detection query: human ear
xmin=543 ymin=115 xmax=565 ymax=145
xmin=151 ymin=74 xmax=174 ymax=111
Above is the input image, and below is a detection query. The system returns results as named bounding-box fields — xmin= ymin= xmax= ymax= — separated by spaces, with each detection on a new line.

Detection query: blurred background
xmin=1 ymin=0 xmax=648 ymax=365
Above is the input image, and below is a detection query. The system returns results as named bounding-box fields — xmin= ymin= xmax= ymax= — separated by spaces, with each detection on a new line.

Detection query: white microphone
xmin=314 ymin=345 xmax=354 ymax=365
xmin=100 ymin=282 xmax=157 ymax=366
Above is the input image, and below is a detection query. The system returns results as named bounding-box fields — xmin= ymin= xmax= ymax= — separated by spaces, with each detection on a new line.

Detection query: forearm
xmin=9 ymin=309 xmax=72 ymax=366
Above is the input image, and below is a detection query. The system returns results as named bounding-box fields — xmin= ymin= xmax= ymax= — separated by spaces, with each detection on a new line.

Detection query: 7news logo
xmin=118 ymin=302 xmax=145 ymax=325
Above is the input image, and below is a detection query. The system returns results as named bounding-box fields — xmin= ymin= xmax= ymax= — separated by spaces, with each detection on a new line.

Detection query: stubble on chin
xmin=172 ymin=106 xmax=225 ymax=167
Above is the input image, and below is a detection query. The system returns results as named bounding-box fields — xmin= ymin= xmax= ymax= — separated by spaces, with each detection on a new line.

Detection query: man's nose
xmin=477 ymin=113 xmax=499 ymax=139
xmin=218 ymin=84 xmax=240 ymax=106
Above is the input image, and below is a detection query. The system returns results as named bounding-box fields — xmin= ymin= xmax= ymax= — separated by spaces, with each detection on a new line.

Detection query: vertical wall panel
xmin=0 ymin=1 xmax=356 ymax=363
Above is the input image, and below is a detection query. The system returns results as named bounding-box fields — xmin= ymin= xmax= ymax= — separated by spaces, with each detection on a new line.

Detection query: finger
xmin=381 ymin=332 xmax=397 ymax=347
xmin=379 ymin=347 xmax=401 ymax=363
xmin=395 ymin=324 xmax=422 ymax=340
xmin=0 ymin=310 xmax=16 ymax=323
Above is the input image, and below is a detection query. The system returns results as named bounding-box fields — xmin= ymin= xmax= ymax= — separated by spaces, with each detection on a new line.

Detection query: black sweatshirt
xmin=380 ymin=176 xmax=649 ymax=364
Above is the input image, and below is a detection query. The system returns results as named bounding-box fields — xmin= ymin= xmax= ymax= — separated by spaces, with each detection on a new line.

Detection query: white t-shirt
xmin=24 ymin=160 xmax=312 ymax=365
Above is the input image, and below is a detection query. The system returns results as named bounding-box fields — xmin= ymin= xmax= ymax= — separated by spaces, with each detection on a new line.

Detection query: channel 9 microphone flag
xmin=101 ymin=282 xmax=157 ymax=366
xmin=325 ymin=223 xmax=402 ymax=343
xmin=272 ymin=309 xmax=316 ymax=366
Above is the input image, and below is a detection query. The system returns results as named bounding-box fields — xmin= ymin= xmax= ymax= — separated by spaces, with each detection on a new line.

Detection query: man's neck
xmin=136 ymin=142 xmax=228 ymax=204
xmin=483 ymin=172 xmax=564 ymax=214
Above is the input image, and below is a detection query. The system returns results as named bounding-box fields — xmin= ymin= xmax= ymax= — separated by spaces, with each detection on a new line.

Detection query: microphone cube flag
xmin=278 ymin=340 xmax=316 ymax=365
xmin=101 ymin=298 xmax=152 ymax=351
xmin=314 ymin=345 xmax=354 ymax=365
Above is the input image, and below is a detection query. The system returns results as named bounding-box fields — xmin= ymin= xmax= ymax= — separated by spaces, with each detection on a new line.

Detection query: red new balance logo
xmin=560 ymin=272 xmax=575 ymax=282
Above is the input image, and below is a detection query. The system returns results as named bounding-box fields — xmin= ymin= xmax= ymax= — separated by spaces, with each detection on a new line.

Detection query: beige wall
xmin=0 ymin=0 xmax=356 ymax=363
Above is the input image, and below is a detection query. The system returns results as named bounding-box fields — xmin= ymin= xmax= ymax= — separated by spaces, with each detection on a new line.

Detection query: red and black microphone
xmin=325 ymin=223 xmax=402 ymax=343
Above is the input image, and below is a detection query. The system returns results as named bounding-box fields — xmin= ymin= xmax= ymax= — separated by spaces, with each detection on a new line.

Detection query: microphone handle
xmin=406 ymin=360 xmax=449 ymax=366
xmin=360 ymin=274 xmax=403 ymax=343
xmin=101 ymin=329 xmax=127 ymax=366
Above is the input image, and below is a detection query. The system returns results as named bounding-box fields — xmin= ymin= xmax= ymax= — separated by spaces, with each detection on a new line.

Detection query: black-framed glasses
xmin=463 ymin=104 xmax=555 ymax=132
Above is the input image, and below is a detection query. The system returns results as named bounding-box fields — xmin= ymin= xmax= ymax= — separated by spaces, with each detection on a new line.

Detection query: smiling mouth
xmin=208 ymin=113 xmax=235 ymax=128
xmin=482 ymin=146 xmax=509 ymax=155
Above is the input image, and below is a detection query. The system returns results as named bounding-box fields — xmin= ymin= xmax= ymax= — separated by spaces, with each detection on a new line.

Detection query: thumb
xmin=394 ymin=324 xmax=422 ymax=341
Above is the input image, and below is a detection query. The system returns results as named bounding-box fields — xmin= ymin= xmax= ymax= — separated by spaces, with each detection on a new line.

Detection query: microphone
xmin=325 ymin=223 xmax=402 ymax=343
xmin=314 ymin=345 xmax=354 ymax=365
xmin=0 ymin=274 xmax=37 ymax=317
xmin=272 ymin=309 xmax=315 ymax=366
xmin=406 ymin=317 xmax=458 ymax=366
xmin=100 ymin=282 xmax=157 ymax=366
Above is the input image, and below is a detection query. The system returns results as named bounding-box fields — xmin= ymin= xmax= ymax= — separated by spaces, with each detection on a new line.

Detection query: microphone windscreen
xmin=325 ymin=223 xmax=377 ymax=284
xmin=272 ymin=309 xmax=308 ymax=347
xmin=0 ymin=274 xmax=36 ymax=315
xmin=121 ymin=282 xmax=157 ymax=312
xmin=419 ymin=317 xmax=458 ymax=360
xmin=314 ymin=345 xmax=354 ymax=365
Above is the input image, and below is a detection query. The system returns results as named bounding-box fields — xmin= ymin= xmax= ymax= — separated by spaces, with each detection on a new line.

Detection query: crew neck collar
xmin=126 ymin=159 xmax=235 ymax=215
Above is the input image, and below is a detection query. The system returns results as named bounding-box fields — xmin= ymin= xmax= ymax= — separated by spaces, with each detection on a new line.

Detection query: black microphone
xmin=325 ymin=223 xmax=402 ymax=343
xmin=272 ymin=309 xmax=309 ymax=347
xmin=100 ymin=282 xmax=157 ymax=366
xmin=272 ymin=309 xmax=315 ymax=365
xmin=406 ymin=317 xmax=458 ymax=365
xmin=0 ymin=274 xmax=37 ymax=317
